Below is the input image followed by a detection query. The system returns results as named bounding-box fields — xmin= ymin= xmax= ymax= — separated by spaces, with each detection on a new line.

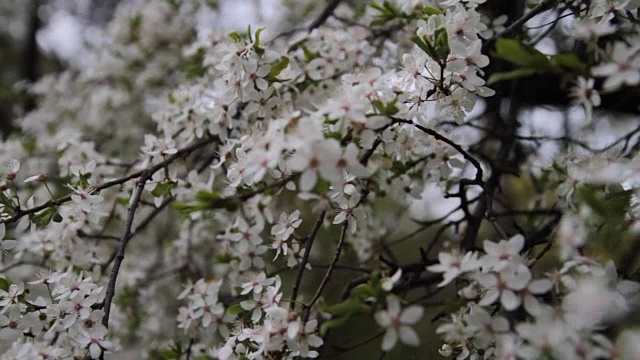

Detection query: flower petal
xmin=381 ymin=329 xmax=397 ymax=351
xmin=400 ymin=306 xmax=424 ymax=325
xmin=399 ymin=326 xmax=419 ymax=346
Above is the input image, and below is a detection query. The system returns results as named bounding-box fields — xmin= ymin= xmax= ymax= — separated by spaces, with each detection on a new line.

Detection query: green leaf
xmin=181 ymin=48 xmax=208 ymax=79
xmin=412 ymin=30 xmax=449 ymax=63
xmin=370 ymin=1 xmax=400 ymax=19
xmin=352 ymin=283 xmax=378 ymax=299
xmin=319 ymin=315 xmax=351 ymax=336
xmin=267 ymin=56 xmax=290 ymax=81
xmin=487 ymin=67 xmax=537 ymax=84
xmin=196 ymin=190 xmax=241 ymax=211
xmin=128 ymin=14 xmax=143 ymax=43
xmin=442 ymin=298 xmax=465 ymax=314
xmin=372 ymin=97 xmax=399 ymax=116
xmin=33 ymin=207 xmax=60 ymax=226
xmin=301 ymin=45 xmax=317 ymax=62
xmin=214 ymin=253 xmax=234 ymax=264
xmin=226 ymin=304 xmax=244 ymax=315
xmin=412 ymin=35 xmax=438 ymax=61
xmin=433 ymin=28 xmax=450 ymax=61
xmin=173 ymin=190 xmax=240 ymax=215
xmin=252 ymin=27 xmax=265 ymax=56
xmin=422 ymin=6 xmax=441 ymax=15
xmin=0 ymin=192 xmax=12 ymax=207
xmin=151 ymin=180 xmax=177 ymax=198
xmin=318 ymin=297 xmax=369 ymax=317
xmin=325 ymin=131 xmax=343 ymax=141
xmin=382 ymin=1 xmax=400 ymax=16
xmin=229 ymin=31 xmax=242 ymax=42
xmin=550 ymin=53 xmax=588 ymax=73
xmin=577 ymin=186 xmax=610 ymax=218
xmin=577 ymin=185 xmax=632 ymax=222
xmin=0 ymin=277 xmax=11 ymax=292
xmin=493 ymin=38 xmax=550 ymax=70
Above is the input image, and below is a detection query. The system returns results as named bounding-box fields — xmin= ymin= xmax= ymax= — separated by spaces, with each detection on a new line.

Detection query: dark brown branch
xmin=492 ymin=208 xmax=561 ymax=217
xmin=304 ymin=221 xmax=348 ymax=322
xmin=359 ymin=138 xmax=382 ymax=165
xmin=289 ymin=210 xmax=326 ymax=311
xmin=484 ymin=0 xmax=557 ymax=49
xmin=460 ymin=79 xmax=521 ymax=250
xmin=308 ymin=0 xmax=343 ymax=31
xmin=325 ymin=331 xmax=385 ymax=357
xmin=0 ymin=260 xmax=47 ymax=273
xmin=102 ymin=174 xmax=148 ymax=328
xmin=392 ymin=118 xmax=484 ymax=185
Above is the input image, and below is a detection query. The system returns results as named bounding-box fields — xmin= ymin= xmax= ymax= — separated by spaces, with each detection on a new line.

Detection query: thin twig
xmin=289 ymin=210 xmax=326 ymax=311
xmin=308 ymin=0 xmax=343 ymax=31
xmin=101 ymin=175 xmax=148 ymax=328
xmin=460 ymin=79 xmax=521 ymax=250
xmin=392 ymin=118 xmax=484 ymax=185
xmin=387 ymin=207 xmax=462 ymax=247
xmin=304 ymin=221 xmax=348 ymax=322
xmin=0 ymin=260 xmax=47 ymax=273
xmin=484 ymin=0 xmax=558 ymax=50
xmin=326 ymin=331 xmax=385 ymax=356
xmin=359 ymin=138 xmax=382 ymax=165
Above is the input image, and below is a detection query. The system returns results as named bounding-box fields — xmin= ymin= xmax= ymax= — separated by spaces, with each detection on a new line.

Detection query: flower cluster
xmin=0 ymin=270 xmax=115 ymax=358
xmin=430 ymin=234 xmax=639 ymax=359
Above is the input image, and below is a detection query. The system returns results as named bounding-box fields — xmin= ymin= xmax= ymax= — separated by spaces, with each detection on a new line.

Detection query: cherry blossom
xmin=475 ymin=264 xmax=532 ymax=311
xmin=70 ymin=325 xmax=114 ymax=359
xmin=592 ymin=42 xmax=640 ymax=91
xmin=374 ymin=295 xmax=424 ymax=351
xmin=427 ymin=250 xmax=481 ymax=287
xmin=481 ymin=234 xmax=525 ymax=272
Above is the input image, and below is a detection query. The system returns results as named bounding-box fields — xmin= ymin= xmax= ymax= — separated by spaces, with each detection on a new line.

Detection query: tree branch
xmin=101 ymin=174 xmax=148 ymax=328
xmin=308 ymin=0 xmax=343 ymax=31
xmin=392 ymin=117 xmax=484 ymax=185
xmin=484 ymin=0 xmax=557 ymax=50
xmin=289 ymin=210 xmax=326 ymax=311
xmin=304 ymin=221 xmax=348 ymax=322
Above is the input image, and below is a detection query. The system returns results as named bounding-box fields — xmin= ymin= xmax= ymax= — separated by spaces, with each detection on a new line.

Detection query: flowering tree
xmin=0 ymin=0 xmax=639 ymax=358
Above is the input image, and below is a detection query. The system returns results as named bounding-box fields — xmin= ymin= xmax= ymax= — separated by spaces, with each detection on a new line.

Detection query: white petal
xmin=507 ymin=265 xmax=532 ymax=290
xmin=0 ymin=328 xmax=19 ymax=341
xmin=381 ymin=329 xmax=397 ymax=351
xmin=483 ymin=240 xmax=497 ymax=254
xmin=333 ymin=212 xmax=347 ymax=224
xmin=300 ymin=170 xmax=317 ymax=192
xmin=386 ymin=296 xmax=401 ymax=316
xmin=1 ymin=240 xmax=17 ymax=250
xmin=500 ymin=290 xmax=521 ymax=311
xmin=509 ymin=234 xmax=525 ymax=253
xmin=90 ymin=343 xmax=102 ymax=359
xmin=287 ymin=320 xmax=301 ymax=339
xmin=479 ymin=288 xmax=499 ymax=306
xmin=374 ymin=311 xmax=391 ymax=327
xmin=16 ymin=217 xmax=29 ymax=232
xmin=528 ymin=279 xmax=552 ymax=294
xmin=400 ymin=306 xmax=424 ymax=325
xmin=524 ymin=294 xmax=541 ymax=315
xmin=399 ymin=326 xmax=419 ymax=346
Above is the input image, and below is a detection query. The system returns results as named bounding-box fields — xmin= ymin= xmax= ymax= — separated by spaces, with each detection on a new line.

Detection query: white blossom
xmin=374 ymin=295 xmax=424 ymax=351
